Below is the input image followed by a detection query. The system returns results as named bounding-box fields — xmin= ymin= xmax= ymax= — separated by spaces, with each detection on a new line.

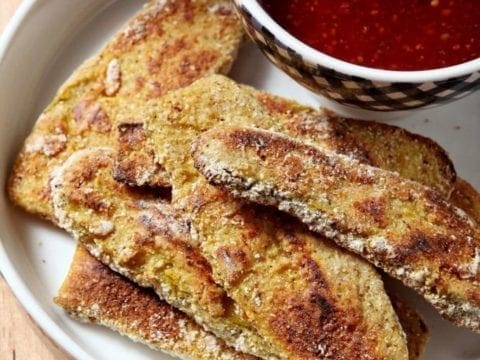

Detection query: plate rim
xmin=0 ymin=1 xmax=96 ymax=358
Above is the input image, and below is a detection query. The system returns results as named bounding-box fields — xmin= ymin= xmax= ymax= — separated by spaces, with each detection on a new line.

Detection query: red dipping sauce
xmin=261 ymin=0 xmax=480 ymax=70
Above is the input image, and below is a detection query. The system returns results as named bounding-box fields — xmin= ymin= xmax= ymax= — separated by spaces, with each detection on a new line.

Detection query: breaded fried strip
xmin=52 ymin=76 xmax=430 ymax=358
xmin=106 ymin=76 xmax=410 ymax=359
xmin=50 ymin=148 xmax=277 ymax=359
xmin=55 ymin=245 xmax=257 ymax=360
xmin=187 ymin=182 xmax=409 ymax=359
xmin=450 ymin=178 xmax=480 ymax=223
xmin=113 ymin=76 xmax=456 ymax=197
xmin=251 ymin=91 xmax=456 ymax=196
xmin=51 ymin=147 xmax=410 ymax=360
xmin=8 ymin=0 xmax=243 ymax=220
xmin=191 ymin=126 xmax=480 ymax=332
xmin=58 ymin=248 xmax=427 ymax=360
xmin=387 ymin=294 xmax=429 ymax=360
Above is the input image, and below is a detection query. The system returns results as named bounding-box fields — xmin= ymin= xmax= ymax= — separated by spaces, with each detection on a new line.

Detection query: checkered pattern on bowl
xmin=235 ymin=4 xmax=480 ymax=112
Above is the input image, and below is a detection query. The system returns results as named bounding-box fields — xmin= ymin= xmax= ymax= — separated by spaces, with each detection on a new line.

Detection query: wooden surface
xmin=0 ymin=2 xmax=70 ymax=359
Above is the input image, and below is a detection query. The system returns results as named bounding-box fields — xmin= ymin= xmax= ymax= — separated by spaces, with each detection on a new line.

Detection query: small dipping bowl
xmin=233 ymin=0 xmax=480 ymax=113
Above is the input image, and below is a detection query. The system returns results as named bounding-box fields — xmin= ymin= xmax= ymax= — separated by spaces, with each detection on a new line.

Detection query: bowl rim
xmin=235 ymin=0 xmax=480 ymax=83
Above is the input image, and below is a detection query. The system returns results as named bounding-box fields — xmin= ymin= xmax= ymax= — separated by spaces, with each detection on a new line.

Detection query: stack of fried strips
xmin=8 ymin=0 xmax=480 ymax=359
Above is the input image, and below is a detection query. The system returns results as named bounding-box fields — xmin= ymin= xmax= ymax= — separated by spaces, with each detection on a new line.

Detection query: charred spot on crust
xmin=70 ymin=188 xmax=113 ymax=214
xmin=265 ymin=245 xmax=371 ymax=358
xmin=310 ymin=293 xmax=335 ymax=322
xmin=226 ymin=128 xmax=289 ymax=160
xmin=323 ymin=117 xmax=373 ymax=165
xmin=65 ymin=153 xmax=112 ymax=185
xmin=113 ymin=3 xmax=171 ymax=52
xmin=409 ymin=232 xmax=433 ymax=254
xmin=115 ymin=123 xmax=171 ymax=187
xmin=425 ymin=188 xmax=446 ymax=207
xmin=395 ymin=231 xmax=443 ymax=264
xmin=300 ymin=257 xmax=329 ymax=289
xmin=284 ymin=113 xmax=373 ymax=165
xmin=62 ymin=154 xmax=117 ymax=214
xmin=354 ymin=197 xmax=387 ymax=228
xmin=269 ymin=292 xmax=365 ymax=359
xmin=282 ymin=227 xmax=306 ymax=248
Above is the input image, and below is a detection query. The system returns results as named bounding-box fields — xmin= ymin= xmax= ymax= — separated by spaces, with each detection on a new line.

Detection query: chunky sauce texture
xmin=262 ymin=0 xmax=480 ymax=70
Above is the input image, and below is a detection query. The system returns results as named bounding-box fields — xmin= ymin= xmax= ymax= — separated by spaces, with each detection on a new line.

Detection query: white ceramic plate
xmin=0 ymin=1 xmax=479 ymax=359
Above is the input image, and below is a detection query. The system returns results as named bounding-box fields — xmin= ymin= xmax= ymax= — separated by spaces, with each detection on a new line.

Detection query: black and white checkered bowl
xmin=233 ymin=0 xmax=480 ymax=112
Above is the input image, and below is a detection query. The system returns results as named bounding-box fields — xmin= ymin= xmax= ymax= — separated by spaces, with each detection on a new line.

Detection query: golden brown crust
xmin=50 ymin=75 xmax=432 ymax=358
xmin=56 ymin=245 xmax=257 ymax=360
xmin=187 ymin=182 xmax=409 ymax=359
xmin=116 ymin=80 xmax=455 ymax=199
xmin=450 ymin=178 xmax=480 ymax=224
xmin=58 ymin=245 xmax=426 ymax=360
xmin=104 ymin=77 xmax=410 ymax=359
xmin=8 ymin=0 xmax=243 ymax=220
xmin=51 ymin=104 xmax=412 ymax=360
xmin=50 ymin=148 xmax=277 ymax=359
xmin=387 ymin=293 xmax=429 ymax=360
xmin=191 ymin=126 xmax=480 ymax=332
xmin=253 ymin=92 xmax=455 ymax=196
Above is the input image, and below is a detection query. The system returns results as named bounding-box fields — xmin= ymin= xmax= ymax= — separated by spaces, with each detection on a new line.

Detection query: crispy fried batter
xmin=114 ymin=122 xmax=171 ymax=187
xmin=50 ymin=148 xmax=277 ymax=359
xmin=192 ymin=126 xmax=480 ymax=332
xmin=52 ymin=147 xmax=410 ymax=360
xmin=114 ymin=77 xmax=456 ymax=197
xmin=450 ymin=178 xmax=480 ymax=223
xmin=59 ymin=246 xmax=428 ymax=360
xmin=105 ymin=76 xmax=411 ymax=359
xmin=187 ymin=182 xmax=409 ymax=359
xmin=8 ymin=0 xmax=243 ymax=220
xmin=251 ymin=91 xmax=455 ymax=196
xmin=56 ymin=245 xmax=257 ymax=360
xmin=387 ymin=293 xmax=429 ymax=360
xmin=50 ymin=74 xmax=438 ymax=358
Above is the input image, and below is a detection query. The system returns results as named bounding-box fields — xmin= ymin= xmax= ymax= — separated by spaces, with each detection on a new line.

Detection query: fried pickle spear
xmin=52 ymin=147 xmax=411 ymax=360
xmin=251 ymin=92 xmax=456 ymax=197
xmin=50 ymin=148 xmax=276 ymax=359
xmin=58 ymin=248 xmax=428 ymax=360
xmin=186 ymin=181 xmax=410 ymax=360
xmin=114 ymin=77 xmax=456 ymax=198
xmin=191 ymin=126 xmax=480 ymax=332
xmin=8 ymin=0 xmax=243 ymax=221
xmin=56 ymin=245 xmax=257 ymax=360
xmin=110 ymin=76 xmax=425 ymax=359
